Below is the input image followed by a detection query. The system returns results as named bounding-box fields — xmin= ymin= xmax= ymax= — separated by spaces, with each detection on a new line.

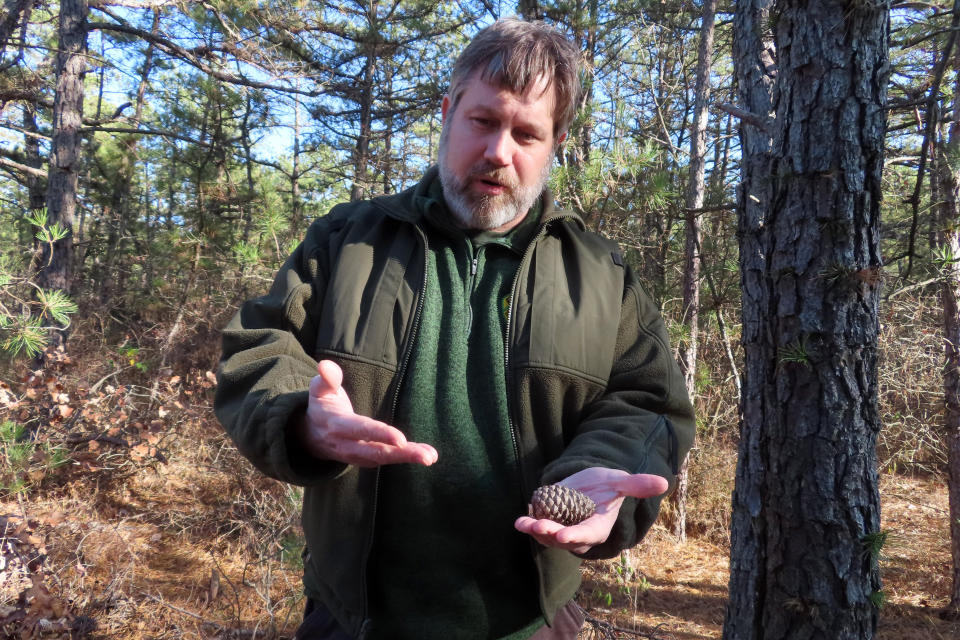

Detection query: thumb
xmin=614 ymin=473 xmax=669 ymax=499
xmin=314 ymin=360 xmax=344 ymax=395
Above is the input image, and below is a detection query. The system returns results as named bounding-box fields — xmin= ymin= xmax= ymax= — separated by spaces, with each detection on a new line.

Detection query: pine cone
xmin=528 ymin=484 xmax=596 ymax=526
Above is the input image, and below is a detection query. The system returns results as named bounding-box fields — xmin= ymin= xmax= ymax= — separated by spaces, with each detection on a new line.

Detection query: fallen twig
xmin=140 ymin=592 xmax=280 ymax=639
xmin=65 ymin=432 xmax=130 ymax=448
xmin=583 ymin=612 xmax=677 ymax=640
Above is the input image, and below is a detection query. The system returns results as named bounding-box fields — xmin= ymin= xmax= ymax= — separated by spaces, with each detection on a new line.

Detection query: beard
xmin=438 ymin=128 xmax=551 ymax=231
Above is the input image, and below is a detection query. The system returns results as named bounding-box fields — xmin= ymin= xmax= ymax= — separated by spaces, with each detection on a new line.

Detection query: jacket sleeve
xmin=539 ymin=267 xmax=696 ymax=559
xmin=214 ymin=218 xmax=348 ymax=486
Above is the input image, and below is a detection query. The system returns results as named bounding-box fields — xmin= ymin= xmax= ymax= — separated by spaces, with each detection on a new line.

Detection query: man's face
xmin=438 ymin=74 xmax=565 ymax=232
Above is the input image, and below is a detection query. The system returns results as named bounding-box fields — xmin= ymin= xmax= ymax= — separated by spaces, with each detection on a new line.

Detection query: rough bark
xmin=350 ymin=5 xmax=377 ymax=203
xmin=673 ymin=0 xmax=717 ymax=543
xmin=38 ymin=0 xmax=87 ymax=303
xmin=724 ymin=2 xmax=888 ymax=639
xmin=22 ymin=103 xmax=45 ymax=211
xmin=291 ymin=90 xmax=304 ymax=235
xmin=937 ymin=64 xmax=960 ymax=621
xmin=0 ymin=0 xmax=32 ymax=66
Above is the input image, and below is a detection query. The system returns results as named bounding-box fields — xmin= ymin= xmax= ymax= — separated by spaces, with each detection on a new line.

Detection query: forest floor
xmin=579 ymin=473 xmax=957 ymax=639
xmin=0 ymin=347 xmax=957 ymax=639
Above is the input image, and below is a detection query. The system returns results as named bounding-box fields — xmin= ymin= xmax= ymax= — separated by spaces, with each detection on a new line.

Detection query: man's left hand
xmin=513 ymin=468 xmax=668 ymax=554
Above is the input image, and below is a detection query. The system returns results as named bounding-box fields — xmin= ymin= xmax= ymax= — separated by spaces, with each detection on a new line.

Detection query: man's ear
xmin=441 ymin=95 xmax=451 ymax=124
xmin=555 ymin=131 xmax=568 ymax=148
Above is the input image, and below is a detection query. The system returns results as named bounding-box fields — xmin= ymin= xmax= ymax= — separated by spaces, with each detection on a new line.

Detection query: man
xmin=215 ymin=18 xmax=694 ymax=640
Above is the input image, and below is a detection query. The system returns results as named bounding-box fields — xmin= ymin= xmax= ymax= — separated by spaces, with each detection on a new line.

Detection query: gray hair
xmin=448 ymin=18 xmax=583 ymax=138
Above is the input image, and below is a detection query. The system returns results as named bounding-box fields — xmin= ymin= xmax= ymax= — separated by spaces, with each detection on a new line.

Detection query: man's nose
xmin=484 ymin=130 xmax=513 ymax=166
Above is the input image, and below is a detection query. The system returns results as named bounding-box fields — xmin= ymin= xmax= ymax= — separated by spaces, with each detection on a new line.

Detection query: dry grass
xmin=0 ymin=290 xmax=957 ymax=639
xmin=578 ymin=465 xmax=958 ymax=640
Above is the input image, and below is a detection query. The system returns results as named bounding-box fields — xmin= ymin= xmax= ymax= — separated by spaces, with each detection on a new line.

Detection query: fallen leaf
xmin=41 ymin=512 xmax=64 ymax=526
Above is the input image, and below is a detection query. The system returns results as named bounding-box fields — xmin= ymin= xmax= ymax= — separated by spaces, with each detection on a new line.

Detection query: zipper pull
xmin=471 ymin=255 xmax=479 ymax=276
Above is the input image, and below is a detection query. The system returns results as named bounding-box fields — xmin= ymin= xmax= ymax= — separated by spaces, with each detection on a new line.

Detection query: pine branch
xmin=87 ymin=20 xmax=322 ymax=97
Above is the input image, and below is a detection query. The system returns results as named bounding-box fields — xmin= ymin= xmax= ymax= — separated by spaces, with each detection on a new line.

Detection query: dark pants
xmin=294 ymin=598 xmax=585 ymax=640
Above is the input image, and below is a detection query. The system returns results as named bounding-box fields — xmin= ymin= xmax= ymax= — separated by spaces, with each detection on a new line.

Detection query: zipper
xmin=503 ymin=216 xmax=571 ymax=500
xmin=359 ymin=225 xmax=429 ymax=635
xmin=466 ymin=244 xmax=483 ymax=335
xmin=388 ymin=226 xmax=429 ymax=424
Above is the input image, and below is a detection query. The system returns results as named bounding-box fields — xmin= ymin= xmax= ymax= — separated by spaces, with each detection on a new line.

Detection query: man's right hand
xmin=299 ymin=360 xmax=439 ymax=467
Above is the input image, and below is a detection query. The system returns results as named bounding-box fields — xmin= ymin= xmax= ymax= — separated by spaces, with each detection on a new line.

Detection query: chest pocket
xmin=315 ymin=221 xmax=424 ymax=370
xmin=510 ymin=230 xmax=624 ymax=386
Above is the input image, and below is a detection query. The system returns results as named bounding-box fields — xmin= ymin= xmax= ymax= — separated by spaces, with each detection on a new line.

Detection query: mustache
xmin=466 ymin=163 xmax=519 ymax=190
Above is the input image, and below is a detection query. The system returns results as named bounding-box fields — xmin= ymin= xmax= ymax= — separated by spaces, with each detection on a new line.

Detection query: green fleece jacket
xmin=214 ymin=167 xmax=695 ymax=638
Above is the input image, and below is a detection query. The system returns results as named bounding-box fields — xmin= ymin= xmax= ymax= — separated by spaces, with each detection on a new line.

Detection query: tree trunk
xmin=673 ymin=0 xmax=717 ymax=543
xmin=241 ymin=90 xmax=257 ymax=243
xmin=100 ymin=9 xmax=158 ymax=306
xmin=937 ymin=61 xmax=960 ymax=621
xmin=38 ymin=0 xmax=87 ymax=306
xmin=22 ymin=103 xmax=45 ymax=211
xmin=291 ymin=92 xmax=303 ymax=234
xmin=724 ymin=2 xmax=888 ymax=639
xmin=351 ymin=8 xmax=377 ymax=203
xmin=0 ymin=0 xmax=33 ymax=65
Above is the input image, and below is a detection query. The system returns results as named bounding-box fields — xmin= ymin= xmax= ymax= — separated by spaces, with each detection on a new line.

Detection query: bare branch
xmin=715 ymin=102 xmax=773 ymax=134
xmin=0 ymin=153 xmax=44 ymax=177
xmin=88 ymin=20 xmax=322 ymax=97
xmin=89 ymin=0 xmax=193 ymax=8
xmin=84 ymin=125 xmax=208 ymax=146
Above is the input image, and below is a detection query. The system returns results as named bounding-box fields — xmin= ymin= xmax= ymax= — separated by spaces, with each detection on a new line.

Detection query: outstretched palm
xmin=514 ymin=468 xmax=668 ymax=554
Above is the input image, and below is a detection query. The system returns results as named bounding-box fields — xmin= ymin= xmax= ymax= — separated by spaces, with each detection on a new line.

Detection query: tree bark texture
xmin=22 ymin=103 xmax=44 ymax=211
xmin=937 ymin=67 xmax=960 ymax=618
xmin=38 ymin=0 xmax=87 ymax=297
xmin=673 ymin=0 xmax=717 ymax=542
xmin=0 ymin=0 xmax=32 ymax=64
xmin=725 ymin=2 xmax=888 ymax=639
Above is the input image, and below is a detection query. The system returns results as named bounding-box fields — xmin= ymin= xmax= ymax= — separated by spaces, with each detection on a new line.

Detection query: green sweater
xmin=368 ymin=182 xmax=545 ymax=639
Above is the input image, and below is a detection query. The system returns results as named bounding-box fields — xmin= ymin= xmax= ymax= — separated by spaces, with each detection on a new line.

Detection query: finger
xmin=514 ymin=517 xmax=559 ymax=541
xmin=327 ymin=415 xmax=409 ymax=447
xmin=553 ymin=518 xmax=608 ymax=546
xmin=614 ymin=473 xmax=669 ymax=499
xmin=514 ymin=516 xmax=565 ymax=536
xmin=408 ymin=442 xmax=439 ymax=465
xmin=514 ymin=518 xmax=595 ymax=553
xmin=340 ymin=440 xmax=438 ymax=467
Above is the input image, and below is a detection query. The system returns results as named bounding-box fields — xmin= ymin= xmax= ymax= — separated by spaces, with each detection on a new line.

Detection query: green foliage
xmin=0 ymin=420 xmax=69 ymax=497
xmin=778 ymin=337 xmax=812 ymax=368
xmin=279 ymin=532 xmax=304 ymax=571
xmin=868 ymin=589 xmax=887 ymax=610
xmin=0 ymin=211 xmax=77 ymax=358
xmin=932 ymin=244 xmax=958 ymax=271
xmin=118 ymin=345 xmax=149 ymax=373
xmin=27 ymin=209 xmax=70 ymax=249
xmin=860 ymin=529 xmax=889 ymax=564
